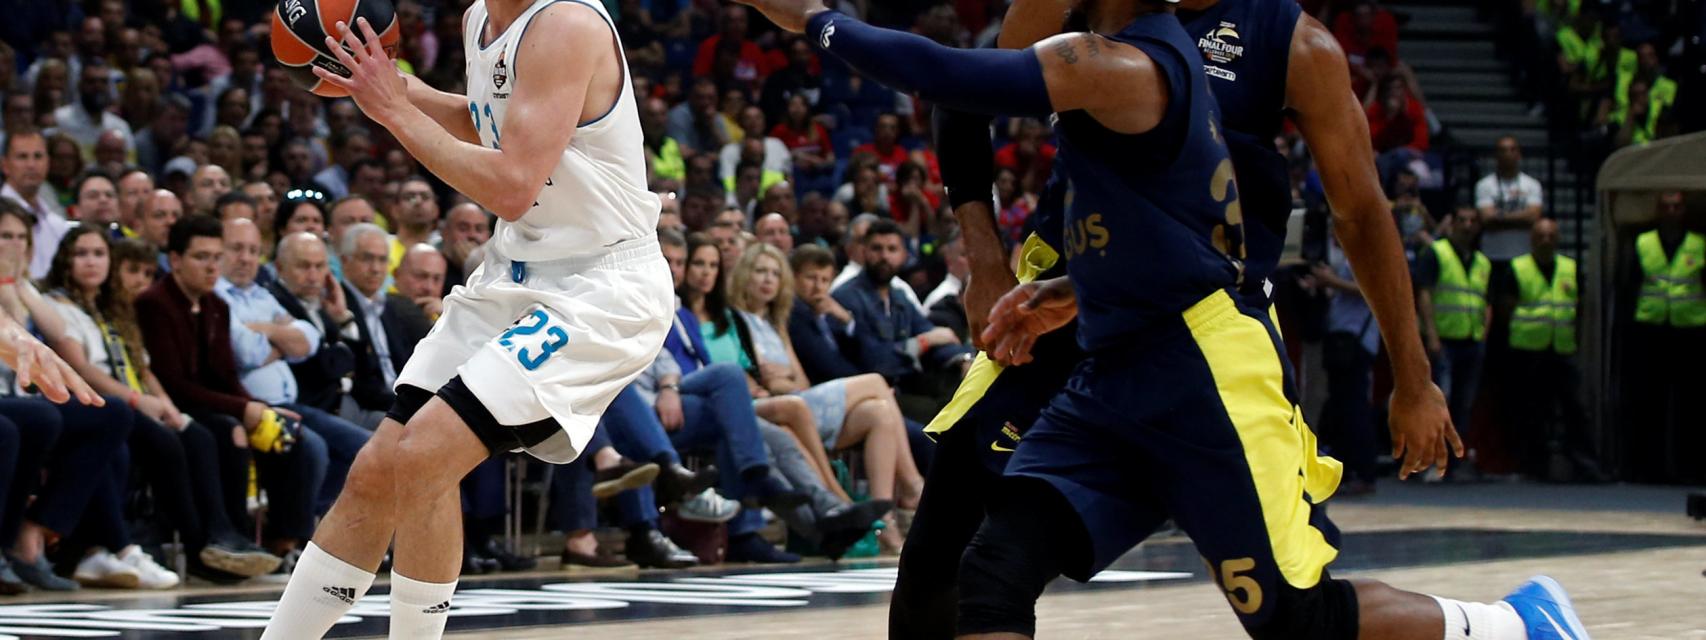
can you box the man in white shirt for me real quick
[49,60,133,158]
[0,131,68,277]
[718,106,793,180]
[1473,136,1544,264]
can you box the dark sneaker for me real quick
[726,533,801,565]
[818,500,894,561]
[481,539,537,572]
[593,460,661,499]
[9,554,77,591]
[741,474,810,512]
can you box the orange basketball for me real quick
[271,0,401,97]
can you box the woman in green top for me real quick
[680,234,851,501]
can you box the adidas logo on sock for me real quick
[423,600,451,614]
[322,586,357,604]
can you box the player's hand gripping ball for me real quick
[271,0,401,96]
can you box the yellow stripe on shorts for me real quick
[1184,290,1342,589]
[925,234,1060,437]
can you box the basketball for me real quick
[270,0,401,97]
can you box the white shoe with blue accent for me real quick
[1502,576,1591,640]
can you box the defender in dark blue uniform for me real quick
[890,1,1329,636]
[733,0,1585,636]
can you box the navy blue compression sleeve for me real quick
[807,11,1055,118]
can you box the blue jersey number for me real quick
[498,309,569,371]
[468,101,502,148]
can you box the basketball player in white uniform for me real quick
[261,1,671,638]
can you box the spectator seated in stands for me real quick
[390,243,444,318]
[1,130,70,278]
[755,212,794,253]
[0,207,155,592]
[668,230,863,563]
[720,107,792,183]
[550,420,707,570]
[390,177,440,267]
[770,94,836,196]
[338,223,431,402]
[136,214,328,562]
[642,97,686,184]
[70,171,121,235]
[187,164,232,217]
[667,78,730,158]
[436,202,492,296]
[42,228,278,585]
[216,218,370,513]
[727,242,921,551]
[831,213,918,306]
[1366,75,1429,156]
[923,231,969,341]
[267,231,379,428]
[832,220,970,412]
[787,245,861,384]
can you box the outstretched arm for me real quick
[316,7,611,220]
[1286,14,1459,478]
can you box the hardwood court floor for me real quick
[452,481,1706,640]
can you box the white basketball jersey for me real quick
[462,0,658,262]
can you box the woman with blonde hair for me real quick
[727,242,922,550]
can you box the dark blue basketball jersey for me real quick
[1182,0,1304,289]
[1052,12,1243,352]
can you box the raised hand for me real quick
[313,18,409,128]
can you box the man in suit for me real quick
[787,244,861,385]
[339,223,431,395]
[268,231,367,422]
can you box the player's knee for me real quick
[1241,577,1359,640]
[343,434,400,505]
[956,481,1078,636]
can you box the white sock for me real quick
[387,572,458,640]
[260,543,376,640]
[1432,596,1529,640]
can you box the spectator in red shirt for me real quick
[994,118,1056,196]
[771,96,834,172]
[693,5,773,87]
[1334,1,1399,61]
[852,113,940,189]
[1366,75,1429,153]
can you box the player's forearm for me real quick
[406,75,480,144]
[956,203,1008,272]
[385,107,537,220]
[1334,213,1431,385]
[807,11,1054,118]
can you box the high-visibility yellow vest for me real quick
[181,0,221,27]
[1510,253,1578,353]
[1635,230,1706,327]
[651,137,685,182]
[1431,239,1490,341]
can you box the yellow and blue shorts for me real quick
[1004,288,1344,625]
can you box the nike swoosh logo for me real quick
[1456,604,1471,636]
[990,441,1016,453]
[1538,607,1573,638]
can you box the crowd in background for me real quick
[0,0,1699,591]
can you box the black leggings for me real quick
[890,425,997,639]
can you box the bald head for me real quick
[276,231,332,300]
[1530,218,1558,261]
[395,243,447,300]
[755,212,792,252]
[190,164,232,215]
[141,189,182,247]
[220,217,263,287]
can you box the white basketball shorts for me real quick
[394,235,673,464]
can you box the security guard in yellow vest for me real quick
[1418,207,1490,475]
[1496,220,1606,481]
[1623,191,1705,483]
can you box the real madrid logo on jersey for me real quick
[492,54,510,98]
[1198,21,1244,82]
